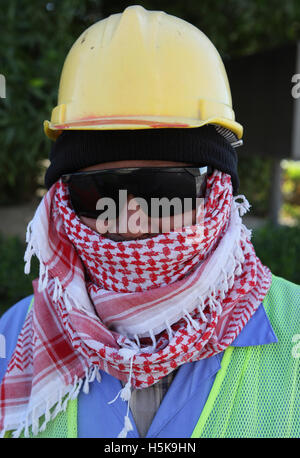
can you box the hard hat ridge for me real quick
[44,5,243,142]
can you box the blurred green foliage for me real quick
[1,0,300,205]
[252,223,300,285]
[280,160,300,223]
[101,0,300,58]
[282,160,300,206]
[0,0,100,204]
[238,153,273,217]
[0,234,39,317]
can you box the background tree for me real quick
[1,0,300,204]
[1,0,300,314]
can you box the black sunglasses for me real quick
[62,166,213,219]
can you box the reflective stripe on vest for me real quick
[192,274,300,437]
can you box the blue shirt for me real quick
[0,295,278,438]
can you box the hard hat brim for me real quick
[44,116,243,142]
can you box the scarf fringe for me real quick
[15,192,255,440]
[108,350,136,438]
[234,194,251,217]
[23,197,251,359]
[127,211,250,347]
[24,195,251,327]
[24,217,93,316]
[111,228,249,353]
[0,365,102,438]
[107,196,250,343]
[118,415,134,438]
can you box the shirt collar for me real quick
[231,303,278,347]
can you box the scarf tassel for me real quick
[108,350,136,438]
[7,369,101,438]
[233,195,251,217]
[24,220,34,274]
[118,415,134,438]
[183,308,200,331]
[6,184,268,441]
[52,277,63,302]
[196,244,242,322]
[83,366,102,395]
[165,320,174,341]
[197,297,208,322]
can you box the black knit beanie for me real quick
[45,125,240,195]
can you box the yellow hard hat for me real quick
[44,5,243,143]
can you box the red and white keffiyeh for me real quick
[0,170,272,438]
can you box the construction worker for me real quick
[0,5,299,439]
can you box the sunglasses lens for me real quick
[137,171,206,217]
[65,168,209,219]
[67,175,120,218]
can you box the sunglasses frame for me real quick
[61,165,213,220]
[61,165,213,182]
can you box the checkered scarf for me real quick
[0,170,272,438]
